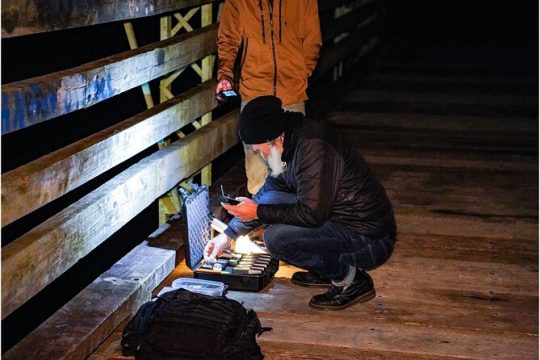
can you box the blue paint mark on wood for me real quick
[1,92,9,134]
[87,73,114,103]
[14,91,26,133]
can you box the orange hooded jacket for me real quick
[217,0,322,106]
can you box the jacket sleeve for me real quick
[302,0,322,76]
[224,173,289,240]
[256,138,343,227]
[217,0,241,83]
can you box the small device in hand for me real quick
[218,89,239,104]
[219,185,240,205]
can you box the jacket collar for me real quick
[281,113,304,163]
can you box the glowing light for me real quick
[234,235,267,255]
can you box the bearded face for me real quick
[253,138,287,178]
[266,144,287,177]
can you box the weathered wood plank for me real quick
[4,240,175,360]
[1,110,240,319]
[321,2,377,42]
[90,328,478,360]
[360,148,538,172]
[349,89,538,107]
[1,80,217,226]
[318,0,370,12]
[168,261,538,334]
[313,17,379,81]
[87,320,131,360]
[394,209,538,241]
[337,127,537,155]
[1,0,220,38]
[260,341,477,360]
[147,214,187,266]
[378,256,537,297]
[1,24,217,134]
[394,233,538,264]
[358,77,538,96]
[378,62,535,76]
[328,112,538,135]
[339,99,538,119]
[256,313,538,360]
[367,72,537,85]
[373,167,538,219]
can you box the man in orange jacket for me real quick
[216,0,322,195]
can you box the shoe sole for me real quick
[291,278,332,288]
[308,288,376,311]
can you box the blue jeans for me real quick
[257,191,394,281]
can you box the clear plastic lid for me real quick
[171,277,226,297]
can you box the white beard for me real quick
[267,145,286,177]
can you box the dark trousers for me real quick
[258,191,394,281]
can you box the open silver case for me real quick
[180,184,279,292]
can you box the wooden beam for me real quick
[1,23,218,134]
[4,238,175,360]
[321,3,377,42]
[1,80,217,227]
[124,22,155,109]
[1,0,220,38]
[313,17,378,81]
[200,3,214,186]
[1,110,240,319]
[318,0,372,12]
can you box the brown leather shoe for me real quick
[291,271,332,287]
[308,270,376,310]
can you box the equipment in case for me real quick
[181,184,278,292]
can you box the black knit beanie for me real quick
[239,96,288,145]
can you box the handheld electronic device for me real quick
[217,89,240,104]
[219,185,240,205]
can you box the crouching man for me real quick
[204,96,396,310]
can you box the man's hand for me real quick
[204,233,232,261]
[222,197,258,222]
[215,79,233,101]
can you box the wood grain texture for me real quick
[1,0,219,38]
[255,313,538,360]
[1,80,217,226]
[4,241,174,360]
[1,24,217,134]
[1,110,239,319]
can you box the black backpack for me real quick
[121,288,270,359]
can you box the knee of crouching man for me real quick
[262,225,288,259]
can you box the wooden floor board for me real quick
[359,148,537,172]
[395,233,538,264]
[349,89,538,107]
[91,55,538,360]
[256,314,538,360]
[328,112,538,134]
[260,342,479,360]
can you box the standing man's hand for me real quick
[222,197,258,222]
[216,79,233,101]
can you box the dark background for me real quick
[1,0,538,352]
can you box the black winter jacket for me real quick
[225,116,396,240]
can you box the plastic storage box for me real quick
[171,277,226,297]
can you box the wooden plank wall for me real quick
[1,0,220,38]
[2,0,386,359]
